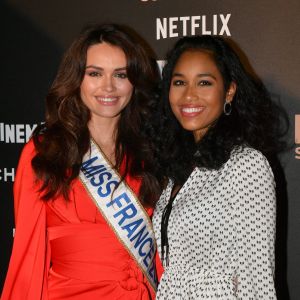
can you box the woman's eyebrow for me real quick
[85,65,127,71]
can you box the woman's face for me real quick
[80,42,133,123]
[169,50,236,141]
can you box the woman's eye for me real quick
[199,80,212,86]
[115,72,128,79]
[88,71,101,77]
[172,80,185,86]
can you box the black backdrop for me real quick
[1,1,300,299]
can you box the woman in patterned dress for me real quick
[152,35,285,299]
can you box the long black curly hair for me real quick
[154,35,287,186]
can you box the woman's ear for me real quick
[226,82,237,103]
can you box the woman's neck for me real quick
[88,117,119,164]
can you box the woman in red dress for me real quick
[1,24,162,300]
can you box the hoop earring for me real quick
[223,100,232,116]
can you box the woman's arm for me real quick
[1,140,48,300]
[233,149,277,300]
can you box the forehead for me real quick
[173,50,219,73]
[86,42,127,65]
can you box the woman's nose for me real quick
[101,76,116,92]
[184,85,198,101]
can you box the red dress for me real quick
[1,140,163,300]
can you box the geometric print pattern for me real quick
[153,146,277,299]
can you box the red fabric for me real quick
[155,253,164,282]
[1,140,162,300]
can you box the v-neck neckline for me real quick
[165,167,198,205]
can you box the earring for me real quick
[223,100,232,116]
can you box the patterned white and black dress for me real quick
[153,146,277,299]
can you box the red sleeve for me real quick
[1,140,49,300]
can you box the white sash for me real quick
[79,140,157,291]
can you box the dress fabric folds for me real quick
[1,140,156,300]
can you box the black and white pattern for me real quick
[153,146,276,299]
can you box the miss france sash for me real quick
[79,140,158,290]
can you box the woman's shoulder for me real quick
[228,145,274,178]
[230,145,268,163]
[20,138,36,159]
[16,139,38,170]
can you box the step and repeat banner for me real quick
[1,0,299,299]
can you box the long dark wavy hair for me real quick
[154,35,287,186]
[32,23,160,205]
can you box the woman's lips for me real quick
[95,96,119,105]
[180,106,205,117]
